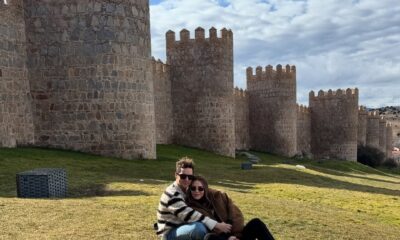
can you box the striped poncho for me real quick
[156,182,217,237]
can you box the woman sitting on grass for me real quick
[186,176,275,240]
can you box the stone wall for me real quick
[309,89,359,161]
[152,58,173,144]
[366,111,380,149]
[387,119,400,148]
[247,65,297,157]
[0,0,389,162]
[234,87,249,150]
[0,0,34,147]
[23,0,156,159]
[166,27,235,157]
[357,106,367,146]
[386,123,393,158]
[297,104,311,156]
[379,117,387,155]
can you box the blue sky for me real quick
[149,0,400,107]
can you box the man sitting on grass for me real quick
[156,157,232,240]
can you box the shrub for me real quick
[382,158,399,169]
[357,145,385,168]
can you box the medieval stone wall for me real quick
[152,58,173,144]
[366,111,380,149]
[379,117,387,155]
[387,119,400,148]
[166,27,235,157]
[23,0,156,159]
[309,89,359,161]
[247,64,297,157]
[234,87,250,150]
[357,106,367,146]
[297,104,311,156]
[1,0,389,162]
[0,0,34,147]
[386,123,393,158]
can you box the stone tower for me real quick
[366,111,380,149]
[0,0,34,147]
[23,0,156,159]
[247,64,297,157]
[309,88,359,161]
[166,27,235,157]
[357,106,368,146]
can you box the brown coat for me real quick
[188,188,245,238]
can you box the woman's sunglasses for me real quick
[190,186,204,192]
[177,173,194,180]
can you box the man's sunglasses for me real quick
[177,173,194,180]
[190,186,204,192]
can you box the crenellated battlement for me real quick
[379,116,387,124]
[0,0,23,16]
[151,57,169,74]
[367,111,380,119]
[309,88,358,100]
[0,0,8,7]
[246,64,296,82]
[166,27,233,49]
[297,104,310,114]
[234,87,247,98]
[0,0,22,10]
[358,105,368,114]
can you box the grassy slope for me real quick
[0,145,399,240]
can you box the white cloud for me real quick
[150,0,400,107]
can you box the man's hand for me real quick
[213,222,232,233]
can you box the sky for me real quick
[149,0,400,108]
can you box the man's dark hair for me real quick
[176,157,194,173]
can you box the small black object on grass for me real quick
[241,162,252,170]
[16,168,67,198]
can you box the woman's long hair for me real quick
[186,175,212,208]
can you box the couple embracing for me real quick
[156,157,275,240]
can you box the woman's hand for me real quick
[214,222,232,233]
[228,236,239,240]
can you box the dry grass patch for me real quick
[0,145,399,239]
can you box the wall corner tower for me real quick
[23,0,156,159]
[309,88,359,161]
[166,27,235,157]
[246,64,297,157]
[0,0,34,148]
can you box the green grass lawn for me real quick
[0,145,399,239]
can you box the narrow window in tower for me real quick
[0,69,2,77]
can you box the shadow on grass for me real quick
[68,184,151,198]
[0,185,152,199]
[1,146,399,199]
[212,165,400,197]
[305,165,400,185]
